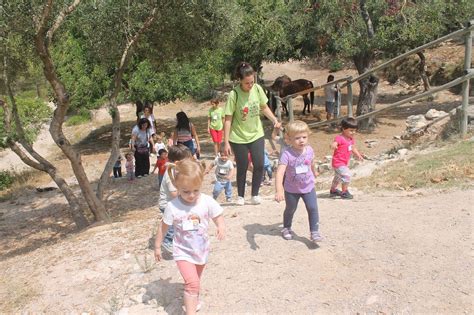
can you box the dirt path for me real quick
[0,55,471,313]
[0,187,471,313]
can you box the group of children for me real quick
[113,132,172,183]
[150,102,362,313]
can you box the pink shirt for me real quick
[125,160,134,172]
[332,135,355,168]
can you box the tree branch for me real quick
[359,0,374,39]
[1,99,47,171]
[36,0,54,34]
[96,7,158,200]
[35,0,110,222]
[116,7,158,89]
[47,0,81,45]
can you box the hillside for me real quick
[0,42,473,313]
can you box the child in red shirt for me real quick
[152,148,169,188]
[330,118,363,199]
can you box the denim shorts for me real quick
[325,101,335,114]
[334,166,351,183]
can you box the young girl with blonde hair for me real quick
[275,120,322,243]
[155,158,226,314]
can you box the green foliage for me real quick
[128,48,227,103]
[226,0,307,74]
[51,32,111,112]
[66,108,92,126]
[304,0,472,68]
[0,171,14,191]
[0,96,52,148]
[329,59,344,72]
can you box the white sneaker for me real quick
[236,196,245,206]
[250,195,261,205]
[182,300,202,312]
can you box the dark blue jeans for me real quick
[177,139,195,155]
[283,188,319,232]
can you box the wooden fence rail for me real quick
[273,20,473,137]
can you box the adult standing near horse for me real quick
[224,62,281,206]
[172,111,201,157]
[324,75,339,121]
[131,118,155,177]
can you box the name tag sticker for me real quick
[218,168,228,175]
[212,114,218,120]
[183,219,199,231]
[348,145,352,152]
[295,164,309,174]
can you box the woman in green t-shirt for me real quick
[224,62,281,206]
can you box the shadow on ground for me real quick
[141,277,183,313]
[243,222,318,251]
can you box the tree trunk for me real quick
[417,51,431,92]
[35,82,41,98]
[96,98,121,200]
[1,98,89,229]
[35,2,110,223]
[2,53,89,228]
[96,8,158,201]
[353,52,378,130]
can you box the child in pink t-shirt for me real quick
[330,118,364,199]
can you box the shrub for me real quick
[0,171,14,191]
[0,96,52,148]
[329,59,344,72]
[128,48,227,103]
[66,108,92,126]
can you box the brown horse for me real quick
[280,79,314,115]
[268,75,292,116]
[272,77,315,115]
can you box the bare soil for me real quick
[0,42,472,313]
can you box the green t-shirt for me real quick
[224,84,268,144]
[208,107,224,131]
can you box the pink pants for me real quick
[176,260,205,296]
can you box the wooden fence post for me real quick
[275,93,282,123]
[347,78,353,117]
[287,97,294,122]
[461,21,473,138]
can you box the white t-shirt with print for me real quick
[163,194,223,265]
[213,157,234,182]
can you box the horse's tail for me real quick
[309,82,315,106]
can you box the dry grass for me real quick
[0,278,39,312]
[0,168,47,202]
[355,140,474,191]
